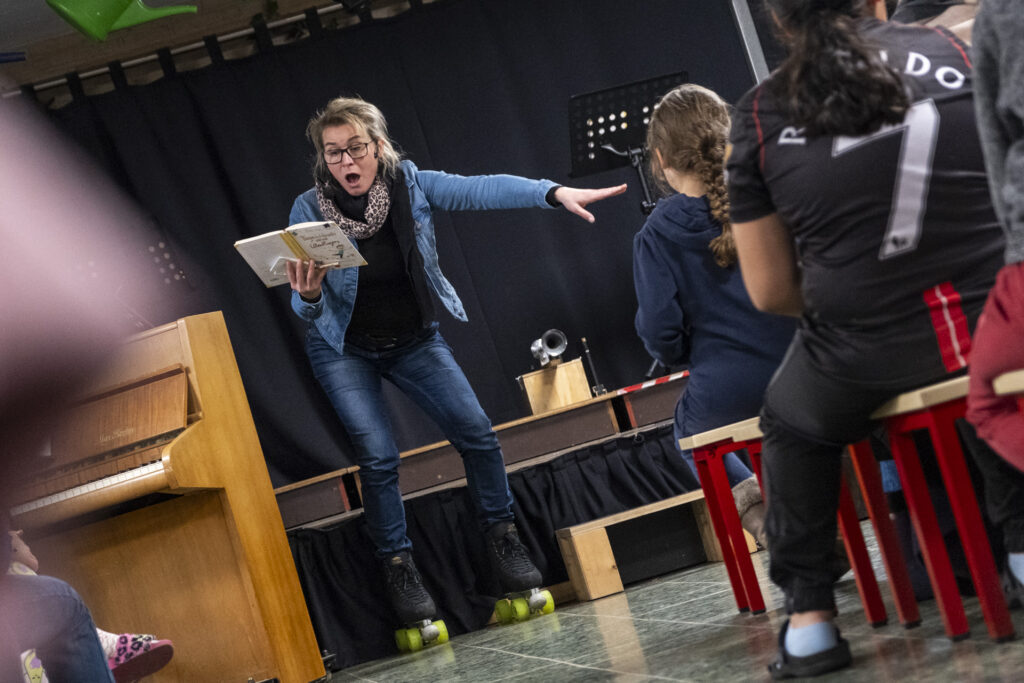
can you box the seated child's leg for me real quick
[1,574,113,683]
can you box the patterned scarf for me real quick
[315,174,392,239]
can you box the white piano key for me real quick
[11,461,167,516]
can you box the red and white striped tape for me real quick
[615,370,689,396]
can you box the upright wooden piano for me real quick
[9,312,324,683]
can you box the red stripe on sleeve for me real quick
[752,86,766,172]
[939,281,972,362]
[922,282,970,372]
[927,26,971,68]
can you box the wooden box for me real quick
[519,357,592,415]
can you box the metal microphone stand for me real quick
[601,144,657,215]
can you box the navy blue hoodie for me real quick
[633,193,796,436]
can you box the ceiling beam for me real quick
[1,0,412,89]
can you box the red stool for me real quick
[871,377,1014,642]
[683,419,898,626]
[688,426,766,614]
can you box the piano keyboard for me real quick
[11,461,167,517]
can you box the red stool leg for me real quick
[847,441,921,627]
[837,473,888,626]
[709,442,766,614]
[926,403,1015,642]
[694,447,750,613]
[887,424,970,640]
[746,440,765,493]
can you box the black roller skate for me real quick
[381,551,449,652]
[485,521,555,623]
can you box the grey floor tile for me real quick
[336,522,1024,682]
[333,642,553,683]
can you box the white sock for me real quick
[96,629,119,659]
[1009,553,1024,584]
[784,621,837,657]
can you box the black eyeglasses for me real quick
[324,141,374,164]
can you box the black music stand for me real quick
[568,71,689,215]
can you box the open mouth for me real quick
[345,173,361,185]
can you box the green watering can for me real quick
[46,0,198,41]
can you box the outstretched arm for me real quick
[554,184,628,223]
[415,164,626,219]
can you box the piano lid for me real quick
[44,365,189,473]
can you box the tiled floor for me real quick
[335,526,1024,682]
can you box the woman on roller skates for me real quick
[285,96,626,649]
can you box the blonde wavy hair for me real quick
[306,96,403,184]
[646,84,735,267]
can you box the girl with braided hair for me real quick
[632,83,797,548]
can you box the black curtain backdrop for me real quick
[47,0,758,486]
[288,424,699,670]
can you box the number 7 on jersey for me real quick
[833,99,940,260]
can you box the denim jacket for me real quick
[288,159,557,354]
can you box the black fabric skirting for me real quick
[287,423,698,670]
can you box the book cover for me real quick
[234,221,366,287]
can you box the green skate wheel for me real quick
[406,627,424,652]
[495,599,514,624]
[395,628,408,652]
[511,597,530,621]
[435,619,449,644]
[395,626,423,653]
[540,589,555,615]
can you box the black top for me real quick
[326,169,435,346]
[727,19,1004,382]
[347,213,423,339]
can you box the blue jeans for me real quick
[307,326,514,556]
[880,459,902,493]
[0,574,114,682]
[674,421,754,489]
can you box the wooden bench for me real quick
[555,490,755,602]
[994,368,1024,396]
[273,394,621,528]
[273,374,696,529]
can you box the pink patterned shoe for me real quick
[107,634,174,683]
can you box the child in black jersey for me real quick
[727,0,1024,677]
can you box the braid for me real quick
[693,136,736,267]
[647,84,736,268]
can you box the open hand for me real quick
[286,259,329,300]
[554,183,628,223]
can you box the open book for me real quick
[234,221,367,287]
